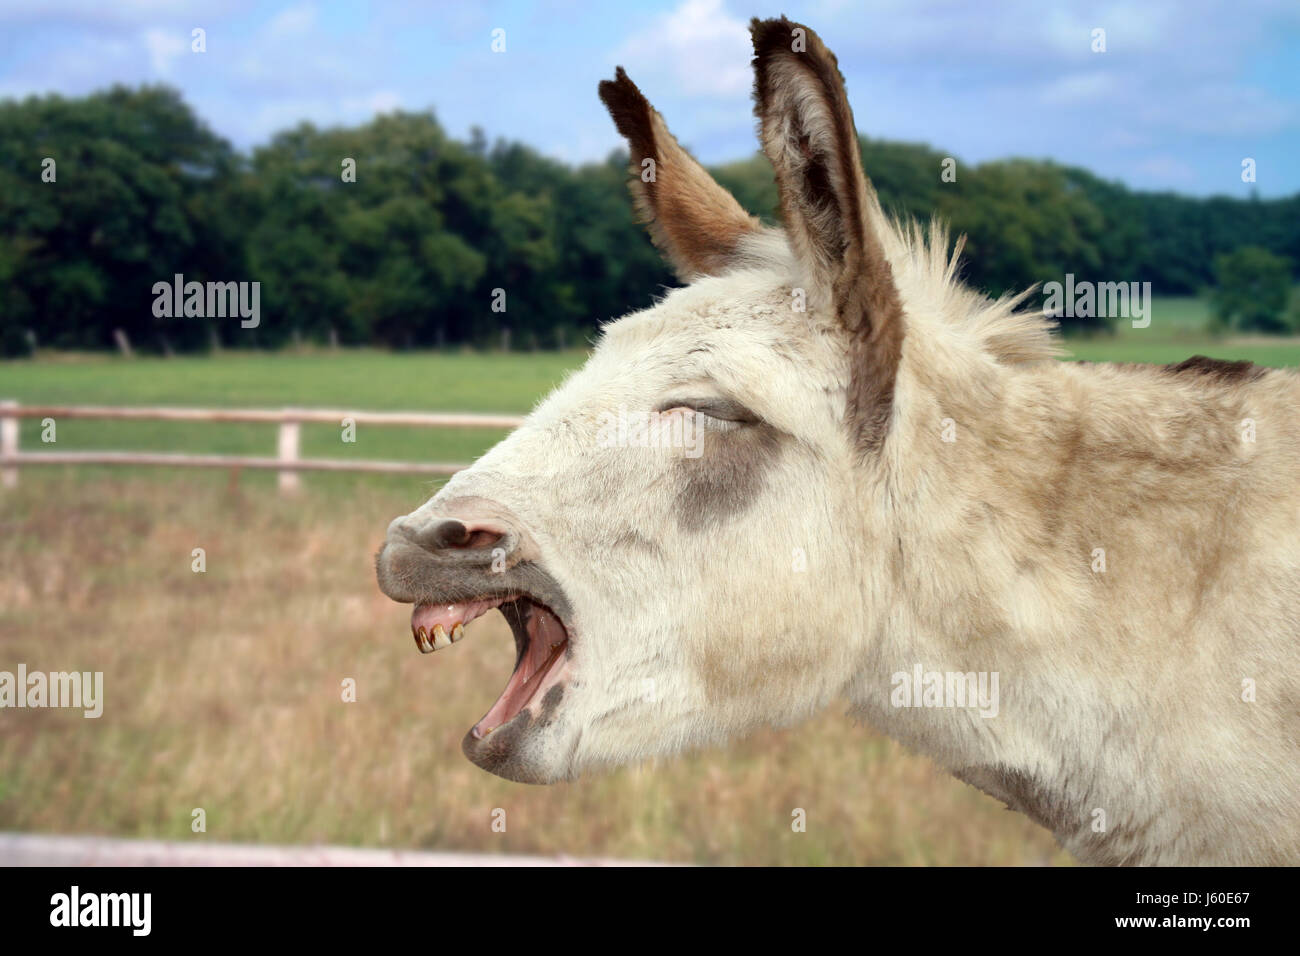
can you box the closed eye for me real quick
[655,397,760,425]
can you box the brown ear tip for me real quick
[598,70,654,148]
[750,15,801,54]
[598,66,645,111]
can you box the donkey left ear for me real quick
[599,67,761,281]
[751,17,905,451]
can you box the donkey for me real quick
[377,17,1300,865]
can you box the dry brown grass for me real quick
[0,471,1073,865]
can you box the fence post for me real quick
[278,412,301,495]
[1,400,17,489]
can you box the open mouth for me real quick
[411,595,571,738]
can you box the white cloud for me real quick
[1134,154,1199,185]
[613,0,750,98]
[0,0,186,25]
[266,2,316,38]
[1040,71,1118,105]
[143,27,186,76]
[1159,84,1297,136]
[341,90,401,116]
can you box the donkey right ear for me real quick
[751,16,905,452]
[599,67,761,281]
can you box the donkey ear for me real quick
[599,67,761,281]
[751,16,905,451]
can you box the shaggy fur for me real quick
[377,17,1300,865]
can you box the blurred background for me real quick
[1,0,1297,864]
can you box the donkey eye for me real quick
[656,397,759,425]
[667,408,742,433]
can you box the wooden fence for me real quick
[0,400,524,492]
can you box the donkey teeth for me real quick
[411,620,466,654]
[412,626,434,654]
[432,624,451,650]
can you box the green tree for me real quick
[0,85,246,352]
[1211,246,1295,333]
[3,84,1300,352]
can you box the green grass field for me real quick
[0,349,587,495]
[4,296,1297,479]
[1062,293,1300,364]
[1062,338,1300,365]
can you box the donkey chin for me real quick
[375,495,580,784]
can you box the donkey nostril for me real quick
[430,519,471,549]
[414,518,504,553]
[461,528,503,549]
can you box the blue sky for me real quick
[1,0,1297,197]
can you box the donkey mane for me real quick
[731,211,1062,368]
[879,217,1062,367]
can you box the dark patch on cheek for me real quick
[535,684,564,728]
[673,426,782,532]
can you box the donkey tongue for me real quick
[473,602,569,737]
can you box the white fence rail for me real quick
[0,400,525,492]
[0,832,672,867]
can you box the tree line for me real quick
[2,85,1297,355]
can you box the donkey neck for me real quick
[849,345,1283,861]
[846,352,1154,846]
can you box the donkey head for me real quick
[376,17,906,783]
